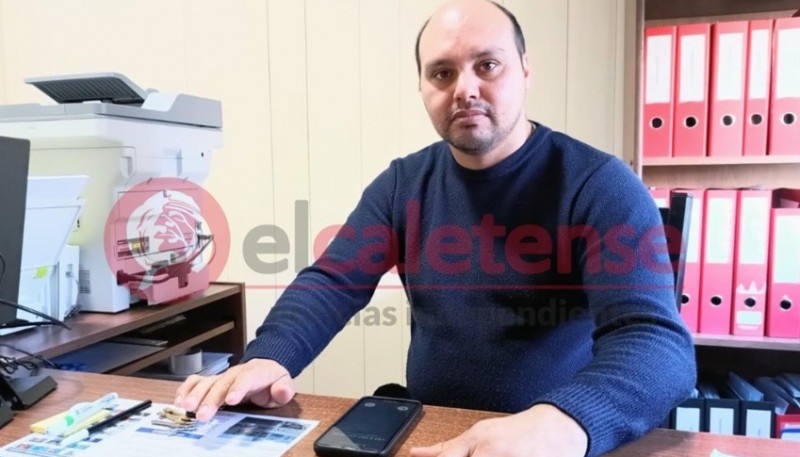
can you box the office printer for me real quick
[0,176,86,336]
[0,73,223,313]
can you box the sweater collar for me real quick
[444,121,550,180]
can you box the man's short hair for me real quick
[414,1,527,75]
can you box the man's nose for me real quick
[453,71,479,102]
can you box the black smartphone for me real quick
[313,396,423,457]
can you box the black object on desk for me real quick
[0,374,57,410]
[0,399,12,429]
[0,136,30,330]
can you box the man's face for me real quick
[418,5,530,156]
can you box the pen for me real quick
[88,399,153,434]
[59,399,152,446]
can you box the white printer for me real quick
[0,73,223,313]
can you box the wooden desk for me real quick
[1,371,797,456]
[0,283,246,375]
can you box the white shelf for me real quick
[643,155,800,167]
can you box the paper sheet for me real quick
[0,399,318,457]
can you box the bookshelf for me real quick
[633,0,800,378]
[644,155,800,167]
[693,334,800,352]
[636,0,800,190]
[0,282,246,375]
[644,0,800,21]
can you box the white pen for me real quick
[58,428,90,447]
[45,392,119,437]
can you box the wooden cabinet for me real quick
[632,0,800,378]
[0,282,246,376]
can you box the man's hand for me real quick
[410,404,587,457]
[174,358,295,421]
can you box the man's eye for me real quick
[480,61,498,72]
[433,70,451,80]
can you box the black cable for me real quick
[0,356,41,376]
[0,319,69,329]
[0,252,6,293]
[0,298,71,330]
[0,342,57,369]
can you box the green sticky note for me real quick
[35,267,49,279]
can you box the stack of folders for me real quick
[663,372,800,440]
[134,352,232,381]
[649,187,800,338]
[642,17,800,159]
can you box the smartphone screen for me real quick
[314,396,422,456]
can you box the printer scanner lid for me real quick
[0,73,221,129]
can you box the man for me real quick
[175,1,696,456]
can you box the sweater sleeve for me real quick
[240,162,398,377]
[533,158,697,457]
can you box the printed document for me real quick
[0,399,318,457]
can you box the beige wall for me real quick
[0,0,633,397]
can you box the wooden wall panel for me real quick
[305,0,365,398]
[265,0,315,394]
[506,0,569,132]
[0,0,631,397]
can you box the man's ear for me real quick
[522,53,532,89]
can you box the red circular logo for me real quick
[103,178,230,303]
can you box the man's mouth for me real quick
[452,109,487,121]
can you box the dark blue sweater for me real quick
[243,123,696,456]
